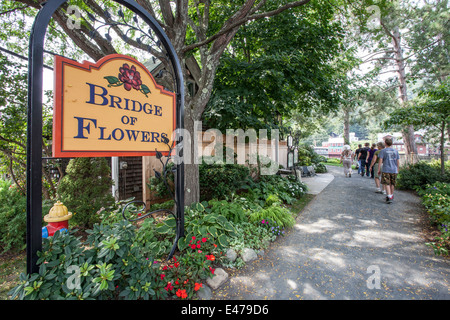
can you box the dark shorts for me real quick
[381,172,397,186]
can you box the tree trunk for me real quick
[391,26,417,158]
[183,110,201,205]
[440,121,445,176]
[343,107,350,145]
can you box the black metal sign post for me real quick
[26,0,184,274]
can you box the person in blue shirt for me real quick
[377,137,400,204]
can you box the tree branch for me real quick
[0,134,26,149]
[159,0,174,27]
[182,0,311,53]
[0,5,28,15]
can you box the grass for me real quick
[325,160,358,170]
[0,251,26,300]
[290,193,315,214]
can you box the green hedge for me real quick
[0,179,52,253]
[418,182,450,256]
[397,161,450,190]
[199,162,250,201]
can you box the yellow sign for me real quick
[53,54,175,157]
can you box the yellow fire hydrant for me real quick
[42,201,73,238]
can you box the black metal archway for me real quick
[27,0,184,274]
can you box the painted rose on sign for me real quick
[119,63,142,90]
[104,63,152,97]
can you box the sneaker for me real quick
[387,198,393,204]
[382,190,386,195]
[375,190,382,194]
[349,173,351,177]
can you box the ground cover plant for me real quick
[418,182,450,256]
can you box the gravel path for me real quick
[213,165,450,300]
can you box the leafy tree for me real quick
[204,1,347,133]
[0,53,57,198]
[404,0,449,87]
[385,79,450,175]
[3,0,327,205]
[347,0,419,156]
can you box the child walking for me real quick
[377,137,399,204]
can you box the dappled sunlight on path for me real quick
[213,166,450,300]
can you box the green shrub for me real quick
[147,162,174,199]
[250,205,296,229]
[9,220,216,300]
[326,158,341,164]
[98,197,136,226]
[0,179,52,253]
[243,175,306,206]
[297,147,312,166]
[176,202,237,250]
[265,194,281,207]
[418,182,450,225]
[397,161,450,191]
[314,162,328,173]
[199,162,250,201]
[208,199,248,224]
[418,182,450,256]
[231,221,272,250]
[57,158,114,228]
[134,217,174,259]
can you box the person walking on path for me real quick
[369,141,386,195]
[340,145,353,178]
[366,143,377,179]
[377,137,400,204]
[358,142,370,177]
[354,144,362,175]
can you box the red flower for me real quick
[165,282,173,291]
[176,289,188,299]
[209,266,215,274]
[206,254,216,261]
[174,262,180,268]
[196,244,201,249]
[118,63,142,91]
[194,283,203,291]
[160,274,166,280]
[202,237,207,243]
